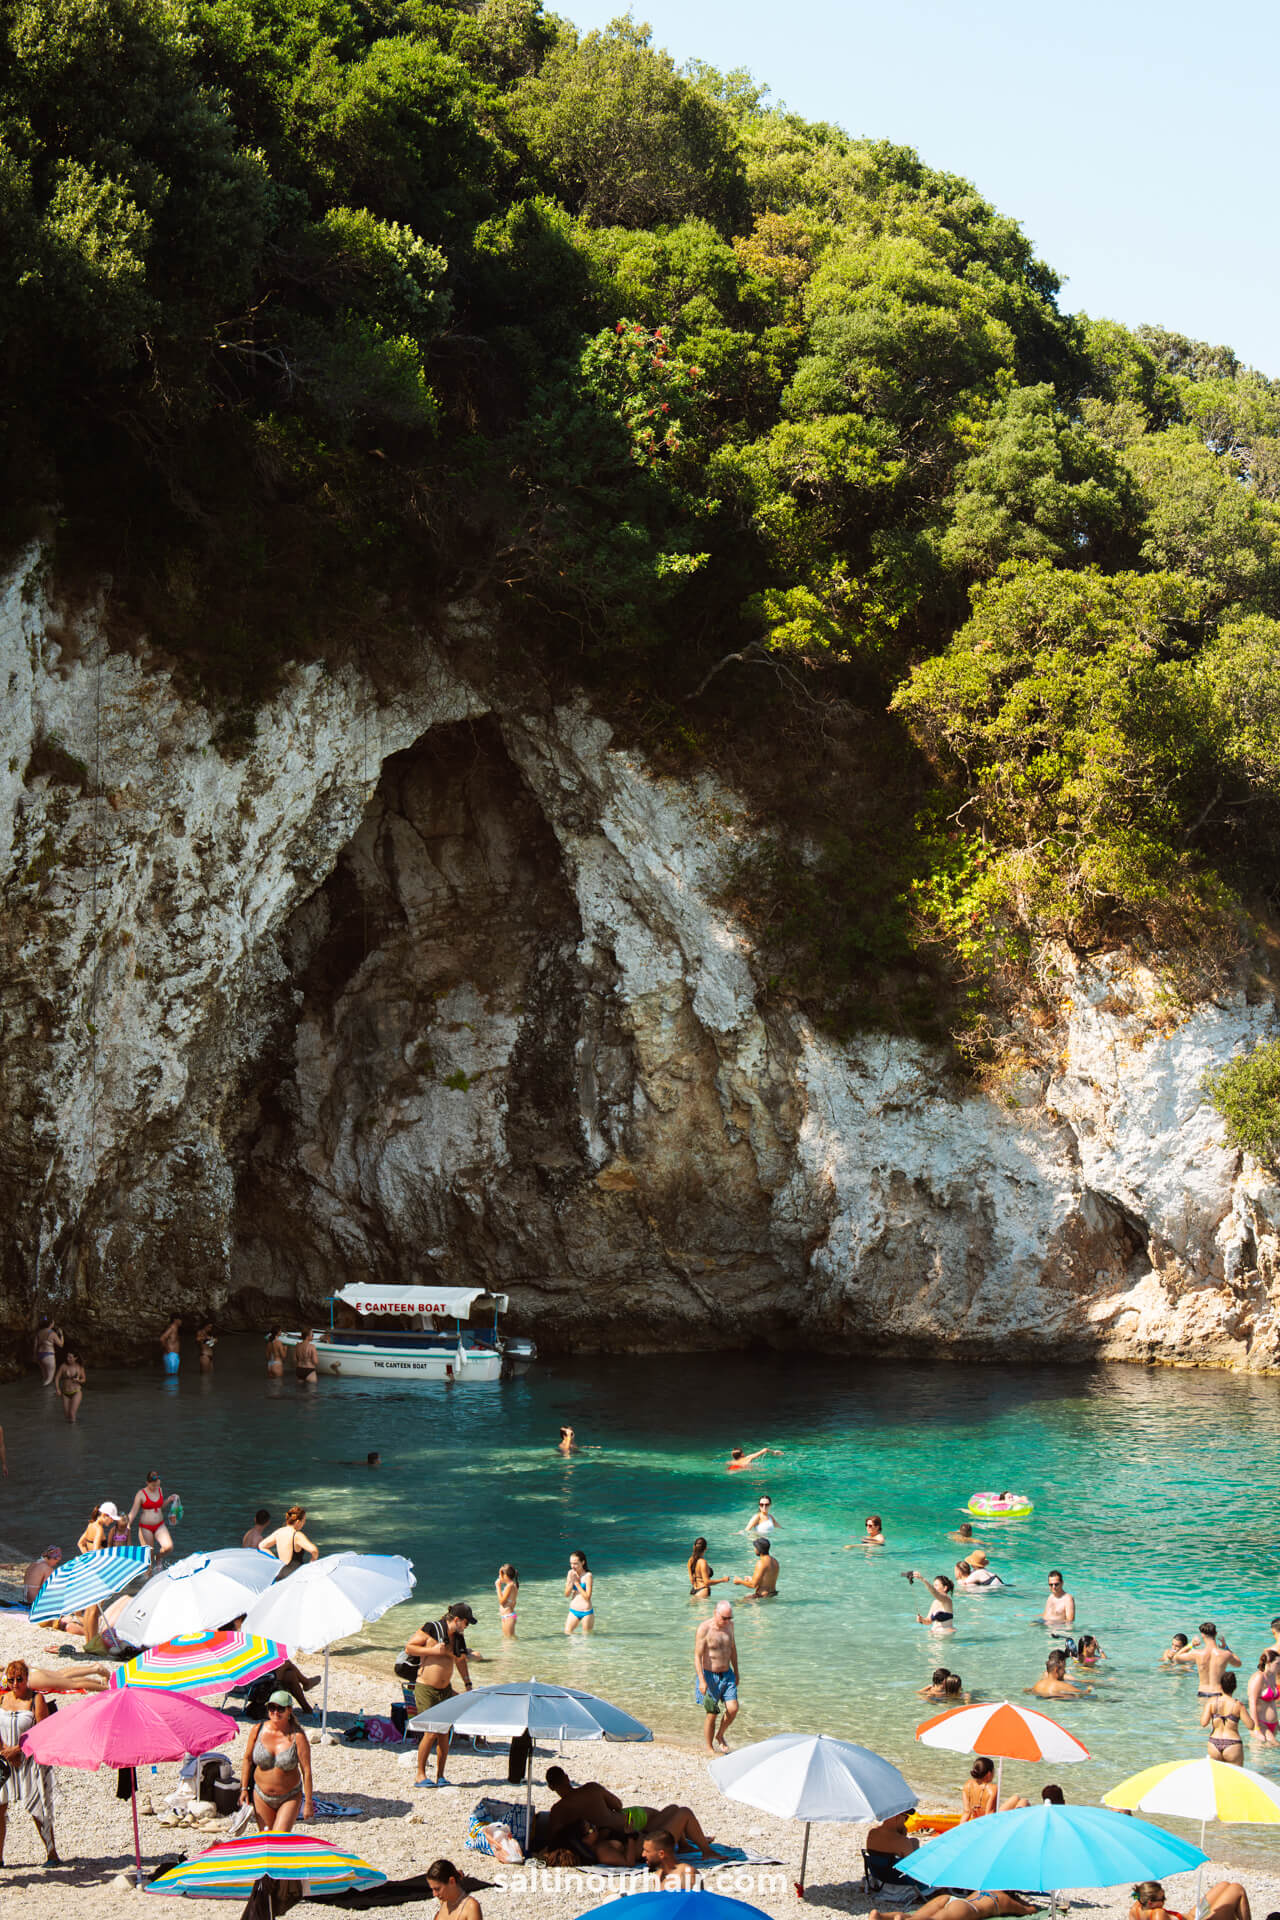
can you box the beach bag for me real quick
[464,1812,496,1856]
[393,1655,419,1686]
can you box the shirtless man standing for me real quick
[1038,1571,1075,1627]
[405,1603,476,1787]
[695,1601,740,1752]
[734,1539,779,1598]
[1173,1623,1241,1699]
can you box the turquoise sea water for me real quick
[5,1345,1280,1856]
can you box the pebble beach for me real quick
[0,1602,1276,1920]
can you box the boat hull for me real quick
[283,1336,504,1382]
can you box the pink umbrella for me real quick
[23,1684,236,1886]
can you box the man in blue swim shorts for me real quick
[694,1600,740,1752]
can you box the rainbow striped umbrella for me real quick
[144,1834,386,1898]
[110,1630,287,1698]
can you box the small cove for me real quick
[5,1345,1280,1858]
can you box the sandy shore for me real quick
[0,1605,1275,1920]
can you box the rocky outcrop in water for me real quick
[3,551,1280,1369]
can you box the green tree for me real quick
[510,17,746,230]
[1124,427,1280,617]
[1204,1039,1280,1168]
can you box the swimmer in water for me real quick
[906,1571,955,1632]
[727,1446,782,1471]
[917,1668,953,1701]
[1073,1633,1105,1668]
[743,1496,778,1536]
[1172,1622,1241,1696]
[1247,1653,1278,1744]
[687,1539,729,1599]
[558,1426,578,1454]
[949,1521,987,1547]
[848,1515,886,1547]
[955,1557,1004,1592]
[734,1538,779,1598]
[1160,1632,1191,1664]
[1028,1650,1092,1699]
[1037,1571,1075,1628]
[1201,1670,1251,1763]
[495,1564,519,1639]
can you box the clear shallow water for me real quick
[6,1345,1280,1856]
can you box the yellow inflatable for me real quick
[966,1490,1034,1517]
[906,1811,962,1834]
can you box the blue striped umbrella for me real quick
[30,1546,151,1623]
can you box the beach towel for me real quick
[305,1872,492,1909]
[466,1798,533,1853]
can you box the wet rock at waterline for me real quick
[2,550,1279,1369]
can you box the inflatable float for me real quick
[966,1490,1034,1517]
[906,1811,962,1835]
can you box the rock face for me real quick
[3,551,1280,1368]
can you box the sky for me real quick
[562,0,1279,378]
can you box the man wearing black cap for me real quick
[405,1602,477,1789]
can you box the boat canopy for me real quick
[334,1283,509,1317]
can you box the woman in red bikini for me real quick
[127,1469,180,1556]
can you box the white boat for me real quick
[283,1284,536,1382]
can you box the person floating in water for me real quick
[557,1426,577,1454]
[726,1445,781,1471]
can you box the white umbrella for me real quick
[242,1553,415,1736]
[710,1733,916,1896]
[114,1551,282,1649]
[409,1678,651,1822]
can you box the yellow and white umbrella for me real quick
[1104,1757,1280,1905]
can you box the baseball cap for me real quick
[267,1691,295,1708]
[98,1502,120,1521]
[448,1602,477,1624]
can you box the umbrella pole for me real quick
[321,1649,331,1740]
[131,1777,143,1888]
[996,1757,1003,1806]
[796,1820,810,1898]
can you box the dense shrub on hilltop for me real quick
[3,0,1280,1042]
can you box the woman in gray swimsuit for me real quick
[239,1692,315,1831]
[1201,1670,1253,1764]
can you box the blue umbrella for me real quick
[29,1546,151,1623]
[902,1804,1207,1896]
[581,1895,767,1920]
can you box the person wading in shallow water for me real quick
[159,1312,182,1377]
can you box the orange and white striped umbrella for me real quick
[916,1701,1090,1764]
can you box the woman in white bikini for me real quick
[128,1470,180,1556]
[495,1564,519,1638]
[564,1550,594,1634]
[743,1497,778,1536]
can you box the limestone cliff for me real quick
[3,551,1280,1369]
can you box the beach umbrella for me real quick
[409,1678,652,1827]
[110,1629,288,1698]
[916,1700,1089,1801]
[144,1834,386,1899]
[21,1683,235,1887]
[901,1803,1207,1916]
[1103,1756,1280,1909]
[710,1733,916,1897]
[580,1895,767,1920]
[114,1550,282,1648]
[241,1553,415,1737]
[28,1545,151,1623]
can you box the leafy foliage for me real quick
[4,0,1280,1039]
[1204,1039,1280,1168]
